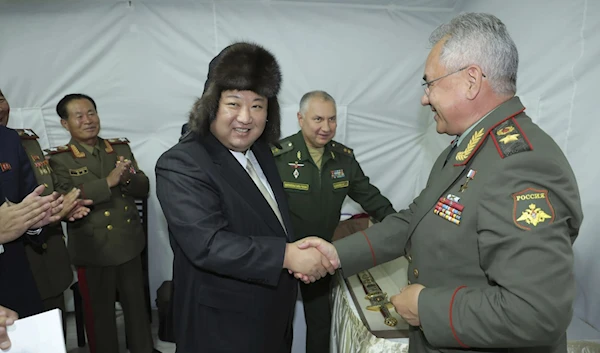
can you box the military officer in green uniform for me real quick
[0,89,91,336]
[272,90,396,353]
[295,13,583,353]
[48,93,159,353]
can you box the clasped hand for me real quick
[107,157,132,188]
[283,236,340,284]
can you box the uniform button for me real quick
[126,219,131,224]
[107,225,113,230]
[42,243,48,250]
[406,254,412,263]
[104,211,110,217]
[124,206,128,211]
[413,268,419,278]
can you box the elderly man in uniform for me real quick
[272,90,396,353]
[48,93,159,353]
[296,12,583,353]
[0,89,92,336]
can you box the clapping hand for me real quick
[57,188,93,221]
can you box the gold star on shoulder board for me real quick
[499,133,520,144]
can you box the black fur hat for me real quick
[188,42,282,144]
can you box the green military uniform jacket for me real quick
[335,97,583,352]
[17,128,73,300]
[272,131,395,242]
[47,137,148,267]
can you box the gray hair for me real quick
[299,90,336,117]
[429,12,518,96]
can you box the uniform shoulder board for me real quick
[15,128,39,140]
[490,118,532,159]
[271,139,293,157]
[106,137,130,145]
[329,140,353,157]
[44,145,71,155]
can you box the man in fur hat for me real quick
[156,42,337,353]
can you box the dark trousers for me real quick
[78,255,153,353]
[300,275,332,353]
[42,292,67,339]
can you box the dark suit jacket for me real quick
[156,132,297,353]
[0,126,44,317]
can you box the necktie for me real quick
[92,146,102,162]
[246,158,286,233]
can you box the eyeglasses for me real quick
[422,66,468,95]
[422,66,486,96]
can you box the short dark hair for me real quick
[56,93,97,120]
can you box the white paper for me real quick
[5,308,66,353]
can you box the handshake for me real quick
[283,236,340,284]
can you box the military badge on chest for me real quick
[0,162,11,172]
[512,188,555,230]
[330,169,345,179]
[288,161,304,179]
[459,169,477,192]
[434,194,463,225]
[34,160,53,175]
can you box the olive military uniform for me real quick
[273,131,396,353]
[48,137,154,353]
[335,97,583,353]
[16,128,73,334]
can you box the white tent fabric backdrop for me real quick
[1,0,598,347]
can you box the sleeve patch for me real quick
[512,188,555,230]
[491,119,532,158]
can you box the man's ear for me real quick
[297,112,303,127]
[465,65,484,100]
[60,118,69,131]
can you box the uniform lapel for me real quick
[406,97,527,238]
[70,139,101,177]
[98,138,117,178]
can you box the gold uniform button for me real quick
[413,268,419,278]
[126,219,131,224]
[406,254,412,263]
[107,225,113,230]
[124,206,128,211]
[42,243,48,250]
[104,211,110,217]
